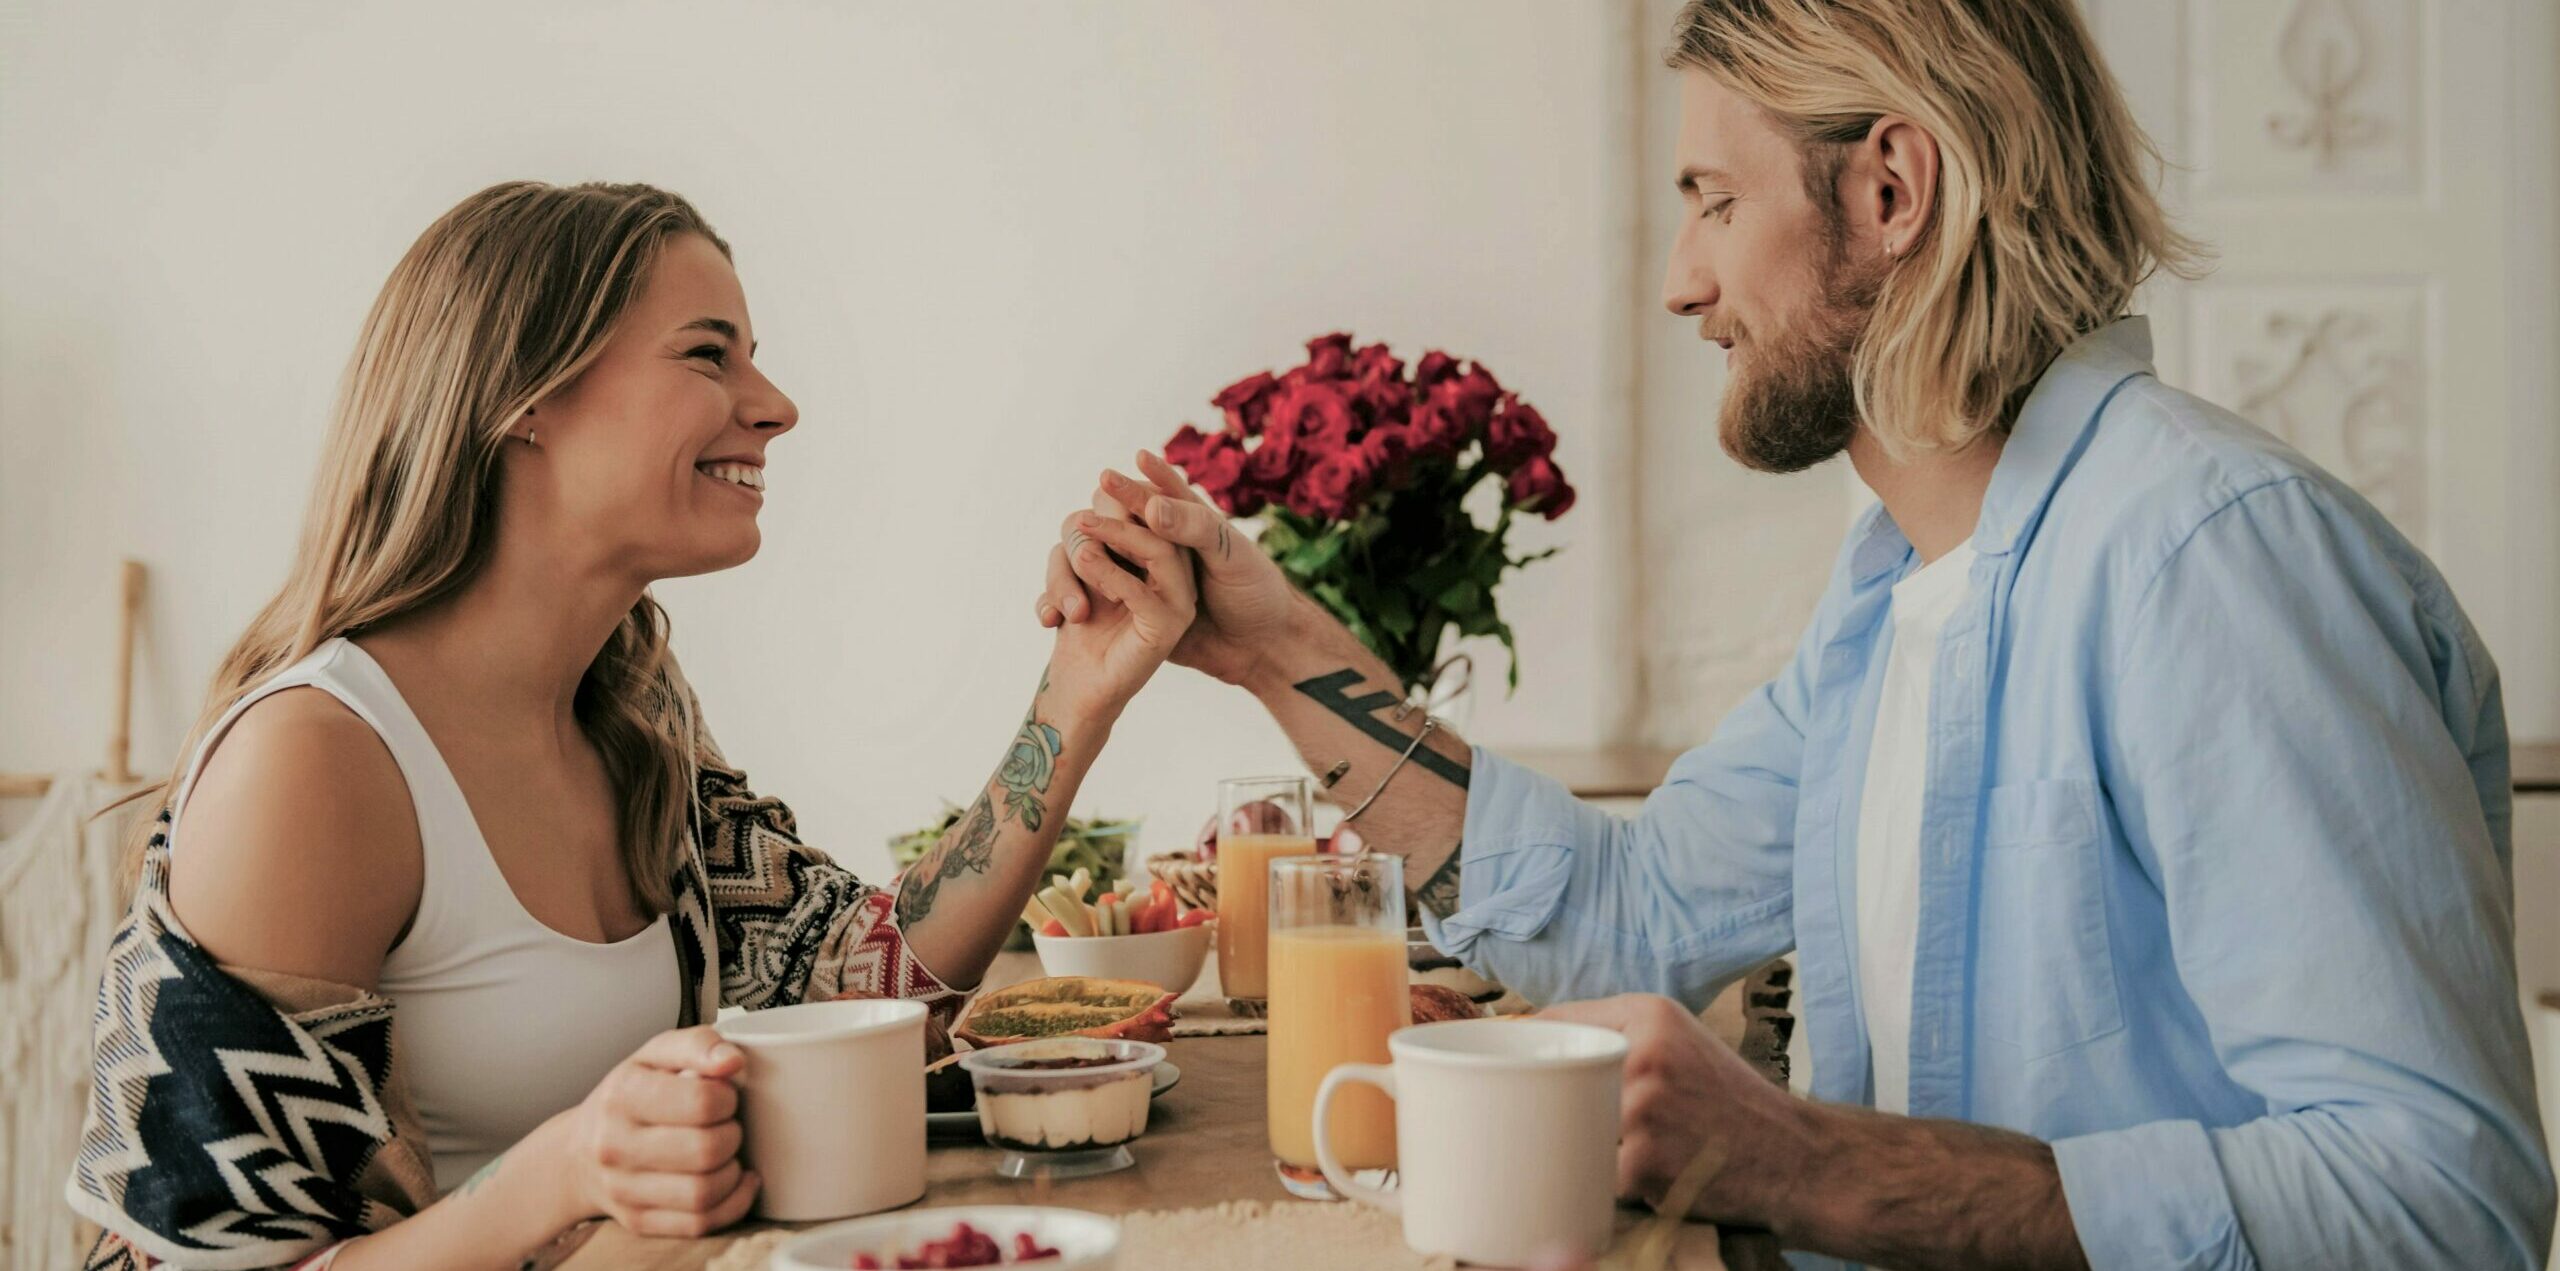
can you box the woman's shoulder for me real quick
[166,685,424,989]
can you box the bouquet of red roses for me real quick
[1162,333,1575,694]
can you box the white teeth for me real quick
[698,462,765,491]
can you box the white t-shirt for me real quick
[1854,540,1976,1114]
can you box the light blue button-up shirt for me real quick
[1423,319,2554,1270]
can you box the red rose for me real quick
[1408,395,1473,459]
[1483,396,1557,472]
[1351,342,1403,384]
[1506,455,1577,520]
[1305,332,1355,380]
[1413,350,1459,388]
[1213,372,1280,437]
[1268,378,1357,457]
[1164,423,1215,472]
[1183,432,1255,514]
[1244,413,1300,487]
[1293,445,1382,520]
[1447,365,1503,427]
[1359,423,1418,486]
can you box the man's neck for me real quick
[1847,428,2006,565]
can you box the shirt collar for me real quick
[1848,315,2157,583]
[1970,315,2155,556]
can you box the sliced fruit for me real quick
[955,976,1179,1048]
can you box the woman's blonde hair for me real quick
[131,181,722,912]
[1667,0,2208,455]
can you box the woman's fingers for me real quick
[631,1027,743,1078]
[1063,529,1183,636]
[609,1065,738,1127]
[609,1160,743,1214]
[625,1169,760,1238]
[615,1119,743,1174]
[1067,512,1182,575]
[1041,544,1092,624]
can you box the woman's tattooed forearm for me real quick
[999,709,1064,831]
[1414,847,1464,920]
[896,792,999,925]
[1290,668,1471,788]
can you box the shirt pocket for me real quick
[1976,778,2125,1059]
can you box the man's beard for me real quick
[1717,247,1886,474]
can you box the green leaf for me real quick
[1375,589,1417,638]
[1434,579,1483,613]
[1287,533,1348,575]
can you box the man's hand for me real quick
[1541,995,2091,1271]
[1038,450,1305,688]
[1537,995,1805,1224]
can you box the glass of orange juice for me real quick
[1214,775,1318,1007]
[1266,851,1408,1200]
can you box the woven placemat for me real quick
[1120,1200,1453,1271]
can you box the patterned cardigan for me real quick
[66,739,964,1271]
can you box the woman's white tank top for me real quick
[168,637,678,1193]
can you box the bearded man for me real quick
[1039,2,2554,1267]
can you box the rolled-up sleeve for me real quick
[1421,626,1815,1008]
[2061,477,2554,1270]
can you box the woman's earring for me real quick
[524,427,538,445]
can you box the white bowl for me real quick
[771,1205,1119,1270]
[1032,922,1213,994]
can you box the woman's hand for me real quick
[536,1026,759,1238]
[1040,494,1200,724]
[1039,451,1304,688]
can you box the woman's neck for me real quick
[357,535,644,735]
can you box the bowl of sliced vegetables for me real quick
[1027,869,1215,995]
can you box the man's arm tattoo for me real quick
[895,792,998,925]
[1413,847,1463,920]
[1291,669,1470,788]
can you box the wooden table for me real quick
[565,957,1782,1270]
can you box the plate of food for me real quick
[927,976,1183,1139]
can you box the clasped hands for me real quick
[1029,453,1811,1237]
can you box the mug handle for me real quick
[1313,1063,1400,1214]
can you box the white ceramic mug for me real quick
[1314,1018,1627,1267]
[716,998,929,1221]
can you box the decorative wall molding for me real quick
[2203,288,2429,540]
[2266,0,2386,168]
[2188,0,2420,197]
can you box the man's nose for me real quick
[1663,251,1716,316]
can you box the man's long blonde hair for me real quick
[1668,0,2207,455]
[134,181,721,912]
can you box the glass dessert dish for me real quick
[957,1037,1166,1179]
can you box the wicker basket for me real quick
[1145,852,1219,913]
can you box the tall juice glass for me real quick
[1266,852,1408,1200]
[1214,776,1317,1006]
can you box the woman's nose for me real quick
[744,371,798,436]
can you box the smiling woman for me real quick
[67,181,1197,1271]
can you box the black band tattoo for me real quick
[1216,521,1232,560]
[1291,669,1471,788]
[896,791,999,925]
[1414,847,1464,921]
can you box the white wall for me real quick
[0,0,1641,881]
